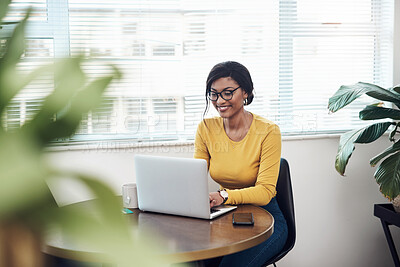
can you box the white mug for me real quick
[122,183,138,209]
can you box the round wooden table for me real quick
[43,200,274,264]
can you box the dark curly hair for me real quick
[204,61,254,116]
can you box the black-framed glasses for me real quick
[207,86,241,101]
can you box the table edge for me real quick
[42,205,274,264]
[165,206,274,262]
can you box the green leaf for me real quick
[13,58,85,132]
[374,152,400,200]
[0,9,30,66]
[71,75,117,113]
[391,84,400,94]
[389,123,399,142]
[0,132,49,218]
[73,174,126,226]
[0,0,11,23]
[45,58,86,105]
[353,121,392,143]
[44,173,167,266]
[33,58,85,117]
[0,64,54,127]
[370,139,400,167]
[44,203,161,266]
[365,82,400,107]
[22,62,119,144]
[0,11,30,113]
[359,105,400,120]
[335,122,392,175]
[328,82,400,113]
[16,63,55,93]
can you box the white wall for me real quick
[45,136,400,267]
[280,136,400,267]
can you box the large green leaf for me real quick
[0,132,49,219]
[12,63,54,95]
[359,105,400,120]
[328,82,400,113]
[335,122,392,175]
[365,83,400,107]
[39,58,86,113]
[70,73,119,113]
[0,11,30,113]
[43,173,168,266]
[20,58,85,140]
[370,139,400,167]
[0,10,29,67]
[72,173,126,226]
[22,63,119,145]
[0,64,55,128]
[391,84,400,94]
[352,121,392,143]
[0,0,11,23]
[389,122,400,142]
[374,152,400,200]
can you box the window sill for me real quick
[44,133,344,152]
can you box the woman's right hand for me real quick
[209,192,224,208]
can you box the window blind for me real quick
[276,0,394,134]
[1,0,394,143]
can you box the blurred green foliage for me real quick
[0,1,165,266]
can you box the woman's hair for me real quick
[204,61,254,116]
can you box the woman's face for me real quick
[210,77,248,119]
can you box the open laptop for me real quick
[134,154,237,219]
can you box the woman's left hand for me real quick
[209,192,224,208]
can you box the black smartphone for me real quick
[232,213,254,225]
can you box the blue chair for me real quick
[264,158,296,267]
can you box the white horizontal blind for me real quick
[1,0,394,142]
[276,0,394,134]
[67,0,281,141]
[67,0,184,141]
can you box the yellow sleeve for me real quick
[194,120,210,168]
[225,125,281,206]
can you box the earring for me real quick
[243,98,247,105]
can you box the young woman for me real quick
[194,61,288,267]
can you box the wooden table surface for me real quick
[43,200,274,264]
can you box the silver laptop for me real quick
[134,155,237,219]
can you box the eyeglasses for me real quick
[207,86,241,101]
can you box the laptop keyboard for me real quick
[210,208,219,214]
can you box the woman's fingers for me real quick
[210,199,217,208]
[209,192,222,208]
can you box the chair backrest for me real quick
[264,158,296,265]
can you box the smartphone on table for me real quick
[232,213,254,225]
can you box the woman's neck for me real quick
[223,109,252,132]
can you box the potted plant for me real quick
[0,2,163,266]
[328,82,400,212]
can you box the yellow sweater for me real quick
[194,113,281,206]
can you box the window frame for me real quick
[4,0,397,146]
